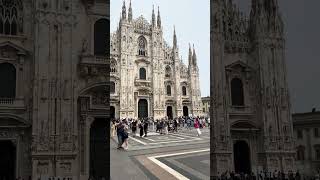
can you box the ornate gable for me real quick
[0,41,28,60]
[225,60,253,72]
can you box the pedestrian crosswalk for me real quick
[112,128,210,151]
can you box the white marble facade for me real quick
[110,1,202,120]
[211,0,296,175]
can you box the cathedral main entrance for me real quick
[138,99,148,118]
[233,140,251,174]
[167,106,173,119]
[0,140,16,180]
[183,106,188,116]
[90,118,108,179]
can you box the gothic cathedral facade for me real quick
[110,1,202,120]
[0,0,109,179]
[211,0,296,175]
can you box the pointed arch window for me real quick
[0,63,16,98]
[182,86,187,96]
[231,78,244,106]
[167,85,171,96]
[139,67,146,80]
[138,36,147,56]
[0,0,23,35]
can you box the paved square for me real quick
[111,128,210,180]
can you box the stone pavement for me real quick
[110,128,210,180]
[110,139,151,180]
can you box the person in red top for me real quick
[194,119,201,136]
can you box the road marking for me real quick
[144,137,155,142]
[167,135,185,139]
[148,156,189,180]
[148,138,202,145]
[148,149,210,180]
[129,136,148,145]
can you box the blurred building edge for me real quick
[211,0,296,176]
[201,96,210,118]
[0,0,109,179]
[293,109,320,176]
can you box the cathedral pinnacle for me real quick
[173,26,177,48]
[122,0,127,20]
[157,6,161,28]
[152,5,156,27]
[192,44,197,66]
[188,43,192,67]
[128,0,132,22]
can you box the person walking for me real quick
[143,119,149,137]
[139,120,144,137]
[194,118,201,136]
[165,120,169,135]
[160,119,164,134]
[121,120,129,150]
[174,118,178,133]
[111,120,116,137]
[116,121,124,149]
[131,119,137,137]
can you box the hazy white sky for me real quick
[111,0,210,97]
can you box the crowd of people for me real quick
[215,170,320,180]
[110,116,210,150]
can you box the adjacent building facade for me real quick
[110,1,202,119]
[0,0,109,179]
[201,96,210,117]
[293,110,320,175]
[211,0,296,175]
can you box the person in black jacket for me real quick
[139,120,144,137]
[144,119,149,137]
[131,119,137,137]
[116,121,124,149]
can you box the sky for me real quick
[234,0,320,113]
[111,0,210,97]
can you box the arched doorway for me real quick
[167,106,173,119]
[110,106,115,119]
[90,118,108,179]
[138,99,148,118]
[0,140,16,180]
[183,106,188,117]
[233,140,251,174]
